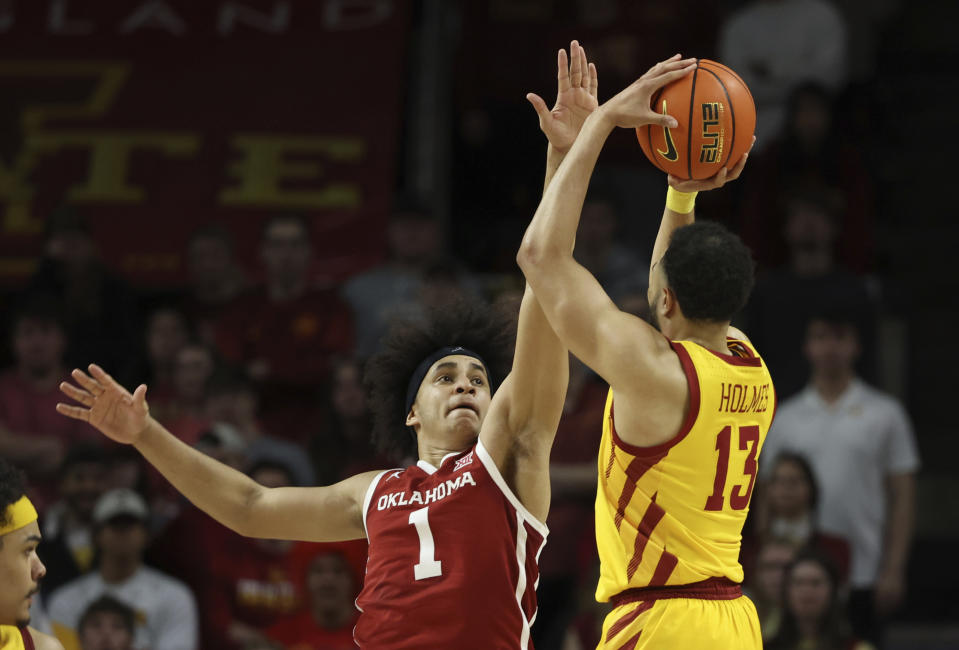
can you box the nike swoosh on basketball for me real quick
[656,99,678,162]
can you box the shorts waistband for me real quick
[611,577,742,607]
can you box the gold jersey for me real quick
[0,626,27,650]
[595,337,775,602]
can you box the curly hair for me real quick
[661,221,755,322]
[364,298,516,461]
[0,457,27,531]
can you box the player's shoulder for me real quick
[726,326,753,348]
[27,628,64,650]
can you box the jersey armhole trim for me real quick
[475,440,550,539]
[610,343,701,458]
[361,469,393,539]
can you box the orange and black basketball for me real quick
[637,59,755,181]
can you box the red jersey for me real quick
[356,440,548,649]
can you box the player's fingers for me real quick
[131,384,149,408]
[579,44,590,89]
[712,166,729,188]
[59,382,95,407]
[569,40,582,88]
[55,403,89,422]
[727,151,749,180]
[646,63,696,92]
[72,368,104,396]
[526,92,550,120]
[557,48,570,94]
[648,109,679,129]
[644,53,684,78]
[589,62,598,99]
[88,363,125,394]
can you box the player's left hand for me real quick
[526,40,599,153]
[874,567,906,615]
[667,136,755,192]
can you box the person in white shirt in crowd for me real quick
[47,489,198,650]
[718,0,847,148]
[760,305,919,646]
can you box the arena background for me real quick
[1,1,957,648]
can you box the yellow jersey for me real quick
[595,337,775,602]
[0,626,28,650]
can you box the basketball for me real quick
[636,59,755,181]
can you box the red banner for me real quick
[0,0,409,287]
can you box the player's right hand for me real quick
[598,54,696,130]
[526,40,599,153]
[57,364,151,445]
[667,136,755,192]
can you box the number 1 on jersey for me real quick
[704,425,760,511]
[409,506,443,580]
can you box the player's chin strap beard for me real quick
[404,346,493,442]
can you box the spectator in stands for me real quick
[740,183,878,398]
[155,340,217,446]
[744,537,798,643]
[182,224,246,344]
[200,460,303,650]
[761,307,919,645]
[718,0,848,147]
[128,305,191,414]
[755,452,851,582]
[40,444,107,598]
[767,550,875,650]
[144,427,245,634]
[26,208,140,377]
[310,358,391,484]
[204,371,315,486]
[265,543,365,650]
[48,488,198,650]
[740,82,875,272]
[573,189,648,303]
[216,214,354,441]
[343,200,476,358]
[0,296,103,508]
[77,596,135,650]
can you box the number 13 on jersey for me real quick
[704,424,760,511]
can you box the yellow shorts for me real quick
[598,594,762,649]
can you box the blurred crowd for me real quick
[0,0,927,649]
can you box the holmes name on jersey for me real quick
[376,472,477,511]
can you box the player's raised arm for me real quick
[480,40,600,522]
[57,364,375,542]
[517,55,696,390]
[650,141,755,340]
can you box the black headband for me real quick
[404,346,491,426]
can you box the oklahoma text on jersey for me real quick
[355,441,548,649]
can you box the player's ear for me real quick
[662,286,678,316]
[405,406,418,429]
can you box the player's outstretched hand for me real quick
[526,39,599,153]
[598,54,696,130]
[668,136,755,192]
[57,364,150,445]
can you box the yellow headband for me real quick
[0,496,38,537]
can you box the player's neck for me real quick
[811,372,854,404]
[674,322,729,354]
[418,441,469,469]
